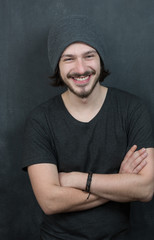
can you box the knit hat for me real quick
[48,15,106,74]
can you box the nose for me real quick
[74,58,87,74]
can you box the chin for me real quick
[69,86,97,99]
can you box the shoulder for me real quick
[107,87,151,123]
[24,95,63,141]
[109,87,140,102]
[27,94,62,122]
[108,87,145,110]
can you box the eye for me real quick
[85,54,94,59]
[63,58,73,62]
[64,58,73,62]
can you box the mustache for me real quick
[67,70,96,79]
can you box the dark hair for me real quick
[49,58,110,87]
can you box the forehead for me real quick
[61,42,97,56]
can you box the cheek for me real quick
[90,58,101,70]
[59,64,71,79]
[91,63,101,75]
[59,66,65,79]
[95,61,101,75]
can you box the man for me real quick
[23,16,154,239]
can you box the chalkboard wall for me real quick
[0,0,153,239]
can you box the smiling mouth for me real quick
[73,75,90,81]
[68,70,95,79]
[72,75,91,84]
[68,70,95,85]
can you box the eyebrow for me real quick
[61,50,97,59]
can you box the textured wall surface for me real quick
[0,0,153,239]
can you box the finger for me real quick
[123,145,137,161]
[132,148,147,160]
[133,160,147,174]
[121,146,137,170]
[130,151,148,170]
[120,148,147,174]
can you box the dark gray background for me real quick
[0,0,153,239]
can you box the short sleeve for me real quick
[22,108,57,171]
[126,99,154,151]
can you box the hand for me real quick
[119,145,148,174]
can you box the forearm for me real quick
[28,164,108,216]
[91,173,152,202]
[61,148,153,203]
[90,148,154,202]
[43,185,108,215]
[73,172,153,202]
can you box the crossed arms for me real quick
[28,145,154,215]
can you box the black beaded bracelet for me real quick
[85,171,93,199]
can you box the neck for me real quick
[61,83,108,123]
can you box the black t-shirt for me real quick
[22,87,154,240]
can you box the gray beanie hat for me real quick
[48,15,106,74]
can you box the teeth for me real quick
[74,76,89,81]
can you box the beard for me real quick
[60,70,100,99]
[68,77,99,98]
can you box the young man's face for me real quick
[59,42,101,98]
